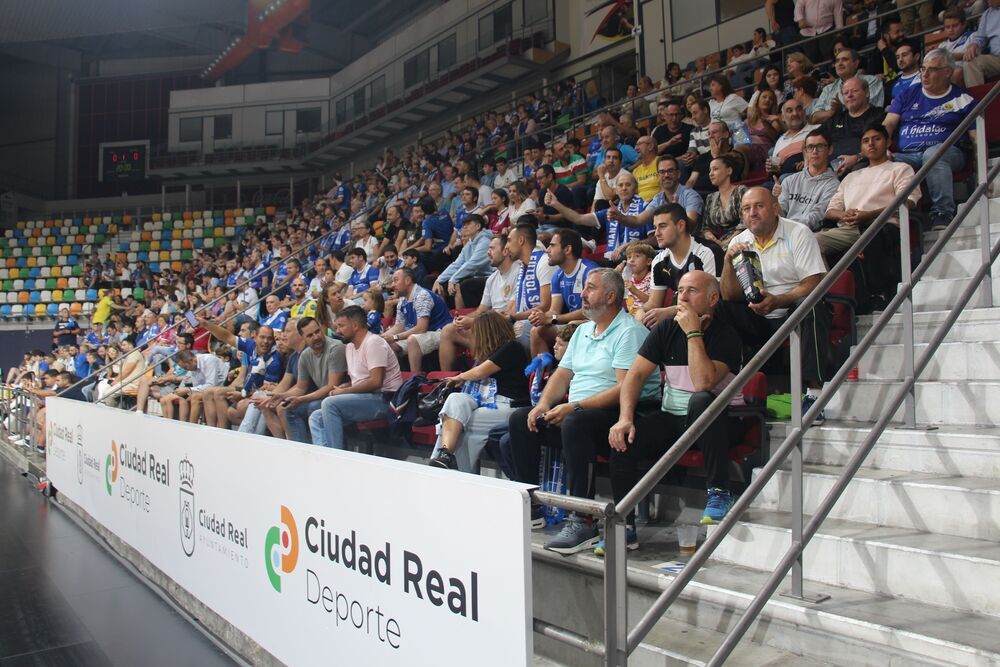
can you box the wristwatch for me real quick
[392,334,399,342]
[550,315,559,326]
[573,401,584,412]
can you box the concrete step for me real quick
[533,534,1000,666]
[922,223,999,252]
[911,275,997,311]
[852,340,1000,381]
[772,420,1000,479]
[710,510,1000,616]
[824,378,1000,426]
[921,247,999,279]
[857,306,1000,344]
[755,464,1000,541]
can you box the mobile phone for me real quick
[184,310,199,328]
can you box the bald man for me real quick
[721,187,831,403]
[609,270,743,537]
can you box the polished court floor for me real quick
[0,455,236,666]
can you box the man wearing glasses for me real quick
[883,48,976,230]
[773,128,840,232]
[610,155,704,229]
[651,101,692,161]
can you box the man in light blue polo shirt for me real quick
[508,268,661,555]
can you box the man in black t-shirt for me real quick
[609,271,742,543]
[651,101,693,160]
[535,164,576,230]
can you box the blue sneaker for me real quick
[544,515,600,555]
[802,394,825,425]
[593,526,639,557]
[700,488,734,525]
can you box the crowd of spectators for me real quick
[6,0,998,557]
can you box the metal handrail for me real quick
[529,78,1000,665]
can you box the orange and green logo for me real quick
[264,505,299,592]
[104,441,119,496]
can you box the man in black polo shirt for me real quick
[820,77,885,177]
[535,164,576,230]
[606,270,741,553]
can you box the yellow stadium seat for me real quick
[159,251,170,261]
[152,213,161,222]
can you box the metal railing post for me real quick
[977,115,993,308]
[899,204,917,427]
[604,516,627,666]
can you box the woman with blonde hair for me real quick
[744,87,783,172]
[428,310,531,472]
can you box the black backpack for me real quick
[387,373,427,435]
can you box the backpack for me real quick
[387,373,427,435]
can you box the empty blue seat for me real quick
[29,291,40,303]
[119,242,129,252]
[161,240,171,250]
[28,268,40,278]
[73,217,83,226]
[149,263,159,273]
[85,289,98,301]
[56,236,65,245]
[71,245,82,255]
[98,224,108,233]
[193,238,204,249]
[0,305,11,318]
[137,251,148,262]
[67,255,78,266]
[16,258,26,268]
[46,303,59,317]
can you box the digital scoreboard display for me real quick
[99,142,149,182]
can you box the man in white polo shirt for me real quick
[721,187,831,416]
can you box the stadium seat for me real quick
[70,302,82,316]
[120,287,132,299]
[51,289,62,302]
[0,305,11,318]
[35,303,46,317]
[46,303,59,317]
[81,302,93,316]
[39,290,50,302]
[133,287,145,301]
[86,289,98,301]
[10,304,21,318]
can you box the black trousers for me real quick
[609,392,732,523]
[507,406,618,500]
[720,298,832,388]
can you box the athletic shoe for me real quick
[530,504,546,530]
[802,394,825,425]
[593,526,639,557]
[544,515,599,555]
[700,488,735,525]
[930,213,950,231]
[428,449,458,470]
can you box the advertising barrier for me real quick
[44,398,533,665]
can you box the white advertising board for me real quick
[44,398,534,665]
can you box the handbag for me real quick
[417,381,458,424]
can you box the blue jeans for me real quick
[147,345,176,375]
[893,145,965,219]
[285,399,324,443]
[238,403,269,436]
[308,393,390,449]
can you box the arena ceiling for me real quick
[0,0,445,74]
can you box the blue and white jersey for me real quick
[334,183,351,210]
[248,262,269,290]
[890,71,920,102]
[237,337,284,393]
[273,262,290,284]
[454,206,477,232]
[397,285,452,331]
[348,264,380,294]
[260,309,289,331]
[514,249,557,313]
[366,309,383,334]
[330,226,352,250]
[595,194,650,255]
[551,259,598,312]
[888,84,975,153]
[225,269,245,288]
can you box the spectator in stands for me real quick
[722,187,831,404]
[891,43,923,102]
[160,349,228,422]
[812,49,886,123]
[592,147,628,208]
[773,128,841,231]
[434,213,493,308]
[545,170,651,262]
[52,307,80,349]
[821,77,886,176]
[344,248,379,302]
[771,96,819,175]
[795,0,845,64]
[679,99,714,173]
[615,155,705,233]
[505,222,556,348]
[286,276,317,320]
[429,311,531,471]
[133,333,194,414]
[793,77,820,123]
[651,101,693,162]
[382,267,452,372]
[941,7,976,59]
[527,228,596,356]
[745,87,783,172]
[260,294,289,332]
[702,154,749,247]
[608,270,742,546]
[509,269,662,554]
[96,337,146,404]
[899,0,938,34]
[688,121,747,192]
[270,317,346,442]
[439,233,520,370]
[197,320,283,430]
[588,125,638,171]
[507,181,538,225]
[314,283,346,339]
[748,66,785,112]
[850,0,891,43]
[308,306,402,449]
[884,48,976,229]
[493,156,518,190]
[766,0,800,51]
[867,17,908,80]
[482,188,511,236]
[552,140,589,208]
[621,241,655,315]
[637,204,719,328]
[535,164,577,230]
[631,136,660,203]
[958,0,1000,87]
[707,75,749,124]
[822,123,921,255]
[445,186,480,256]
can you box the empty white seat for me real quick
[85,234,94,244]
[31,247,41,257]
[81,302,93,316]
[120,287,132,299]
[40,267,51,278]
[127,252,137,263]
[182,229,192,239]
[12,280,23,290]
[57,256,67,266]
[40,290,51,302]
[11,304,22,317]
[170,250,181,260]
[67,277,79,289]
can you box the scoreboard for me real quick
[98,140,150,183]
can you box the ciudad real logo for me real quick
[179,456,195,557]
[264,505,299,592]
[104,441,119,496]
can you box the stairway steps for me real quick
[852,340,1000,381]
[824,379,1000,426]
